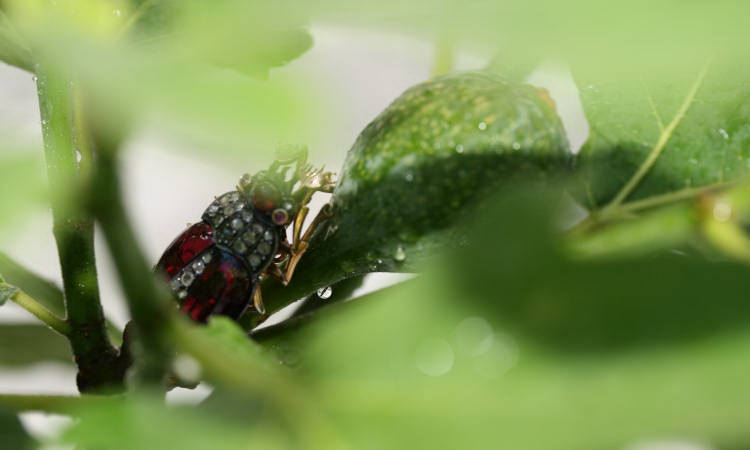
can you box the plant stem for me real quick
[9,290,71,336]
[88,145,172,387]
[36,65,119,392]
[432,35,454,76]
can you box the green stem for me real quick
[0,394,117,414]
[89,146,172,387]
[10,290,71,336]
[36,65,119,392]
[432,35,454,76]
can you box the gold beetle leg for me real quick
[252,284,265,315]
[284,203,333,282]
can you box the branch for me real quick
[88,141,172,387]
[36,65,119,392]
[4,287,71,336]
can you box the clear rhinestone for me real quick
[242,230,258,245]
[180,270,195,286]
[169,278,181,291]
[233,240,248,254]
[241,210,253,222]
[257,242,271,255]
[249,253,262,267]
[233,202,245,212]
[223,206,234,216]
[220,195,230,205]
[227,192,239,202]
[252,223,264,234]
[201,252,212,264]
[231,218,244,230]
[263,230,274,242]
[177,289,188,299]
[207,204,219,215]
[191,260,205,275]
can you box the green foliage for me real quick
[574,56,750,209]
[0,406,32,449]
[0,324,72,367]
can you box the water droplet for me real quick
[316,286,332,300]
[713,201,732,222]
[455,317,493,356]
[275,345,301,368]
[455,144,464,154]
[718,128,730,140]
[415,338,454,377]
[478,122,487,131]
[394,246,406,262]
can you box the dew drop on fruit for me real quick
[317,286,332,300]
[394,246,406,262]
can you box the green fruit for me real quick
[263,71,570,310]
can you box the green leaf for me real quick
[61,395,293,450]
[573,55,750,209]
[0,324,72,367]
[261,71,570,314]
[0,252,64,316]
[0,407,33,450]
[268,187,750,449]
[0,10,32,71]
[124,0,313,79]
[0,154,48,233]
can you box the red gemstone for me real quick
[156,222,215,278]
[180,250,254,322]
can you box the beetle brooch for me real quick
[155,147,335,322]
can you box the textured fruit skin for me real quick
[155,191,281,322]
[292,71,571,288]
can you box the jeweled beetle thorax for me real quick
[155,145,335,322]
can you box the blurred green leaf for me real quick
[61,394,293,450]
[0,9,32,71]
[262,71,570,314]
[0,154,48,233]
[0,407,32,449]
[259,187,750,449]
[573,55,750,209]
[172,317,346,449]
[0,323,72,366]
[0,251,65,316]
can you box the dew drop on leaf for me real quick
[316,286,332,300]
[394,246,406,262]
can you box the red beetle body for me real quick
[156,191,281,322]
